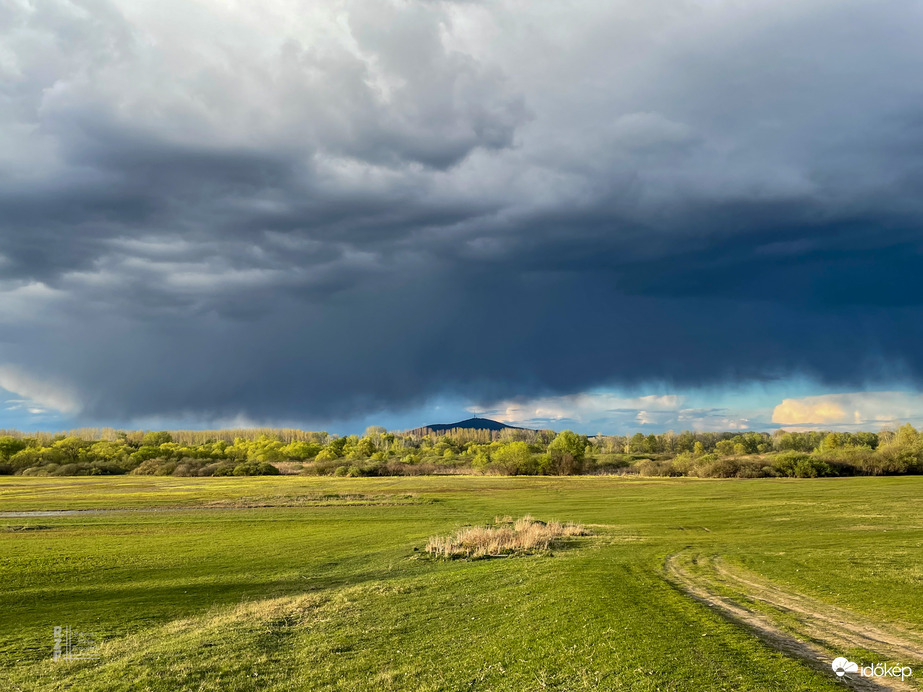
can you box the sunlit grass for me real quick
[1,475,920,690]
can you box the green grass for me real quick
[1,475,921,690]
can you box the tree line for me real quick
[1,424,922,478]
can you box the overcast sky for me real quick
[2,0,923,435]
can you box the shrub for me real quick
[232,461,280,476]
[735,461,768,478]
[590,453,632,474]
[635,459,679,476]
[22,465,57,476]
[772,452,836,478]
[692,457,741,478]
[814,446,873,465]
[132,458,176,475]
[8,448,44,473]
[172,459,209,477]
[670,452,695,475]
[873,441,923,474]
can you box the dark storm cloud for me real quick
[2,0,923,423]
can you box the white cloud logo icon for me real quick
[832,657,859,677]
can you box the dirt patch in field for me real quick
[2,524,55,531]
[0,494,432,516]
[199,493,431,508]
[665,552,922,692]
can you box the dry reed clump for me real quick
[425,515,588,559]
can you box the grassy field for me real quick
[0,475,921,690]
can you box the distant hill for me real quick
[413,417,526,434]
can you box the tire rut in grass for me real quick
[709,560,923,664]
[665,552,921,692]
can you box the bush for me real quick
[591,453,632,474]
[22,464,57,476]
[813,446,873,469]
[232,461,280,476]
[172,459,208,477]
[635,459,680,477]
[872,443,923,474]
[692,457,741,478]
[8,448,44,472]
[132,458,172,475]
[330,464,363,477]
[772,452,836,478]
[735,461,768,478]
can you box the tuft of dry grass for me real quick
[425,515,588,559]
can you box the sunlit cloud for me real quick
[772,392,923,429]
[473,392,756,433]
[0,365,81,415]
[476,392,684,426]
[677,409,751,432]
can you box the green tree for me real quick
[354,437,376,458]
[491,441,534,475]
[629,433,645,454]
[715,440,735,456]
[281,441,322,459]
[548,430,587,474]
[0,436,27,460]
[142,431,173,446]
[52,437,89,463]
[323,437,348,459]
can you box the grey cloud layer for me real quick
[2,0,923,423]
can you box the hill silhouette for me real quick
[413,417,525,434]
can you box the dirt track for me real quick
[665,552,922,692]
